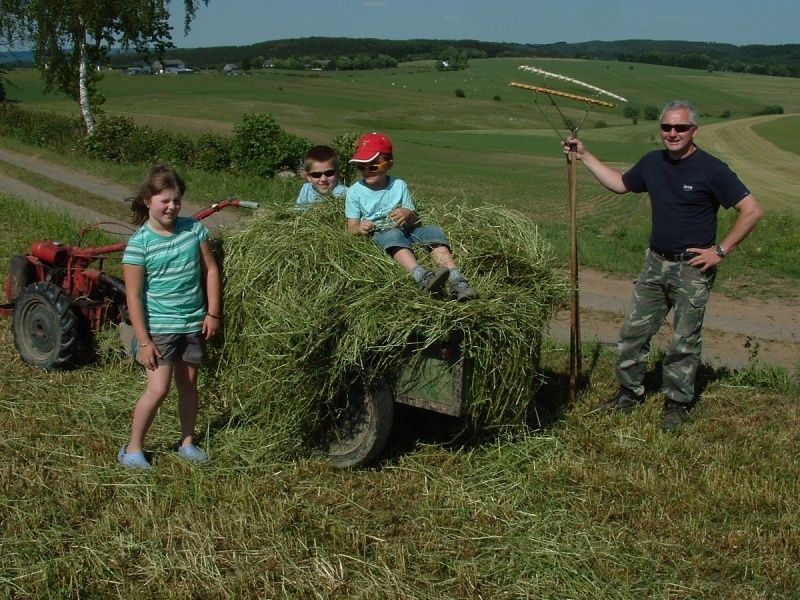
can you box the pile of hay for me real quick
[214,199,569,454]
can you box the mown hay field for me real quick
[0,195,798,598]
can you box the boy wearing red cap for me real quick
[345,132,476,299]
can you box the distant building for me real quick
[152,59,188,74]
[127,60,152,76]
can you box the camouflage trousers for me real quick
[616,249,716,404]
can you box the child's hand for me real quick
[203,314,221,341]
[389,208,415,228]
[137,343,161,371]
[359,220,375,234]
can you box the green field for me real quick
[752,115,800,155]
[5,59,800,295]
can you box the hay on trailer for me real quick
[214,198,569,454]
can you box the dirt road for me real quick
[0,145,797,370]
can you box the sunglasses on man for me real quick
[660,123,694,133]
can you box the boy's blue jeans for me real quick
[371,224,450,251]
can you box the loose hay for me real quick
[215,199,569,456]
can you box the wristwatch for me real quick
[714,244,726,259]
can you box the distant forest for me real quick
[6,37,799,78]
[150,37,800,77]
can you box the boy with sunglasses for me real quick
[345,132,476,299]
[295,145,347,208]
[564,99,763,431]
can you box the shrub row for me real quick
[0,104,317,178]
[0,103,83,149]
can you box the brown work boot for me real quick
[600,387,644,414]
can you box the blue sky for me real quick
[169,0,799,48]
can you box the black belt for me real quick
[649,247,698,262]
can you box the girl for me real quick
[118,165,221,469]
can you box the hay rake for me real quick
[511,65,626,402]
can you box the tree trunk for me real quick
[76,26,96,136]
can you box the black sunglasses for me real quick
[660,123,694,133]
[308,169,337,178]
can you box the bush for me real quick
[493,95,501,101]
[719,109,731,119]
[454,88,465,98]
[231,113,311,178]
[189,133,233,172]
[330,131,360,185]
[79,115,138,162]
[125,125,170,165]
[623,105,640,125]
[643,105,660,120]
[594,120,608,129]
[752,105,784,116]
[159,133,196,166]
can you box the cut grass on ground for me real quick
[1,191,799,598]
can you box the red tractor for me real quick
[0,198,258,370]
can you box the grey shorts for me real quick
[151,332,205,366]
[371,224,450,252]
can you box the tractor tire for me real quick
[326,378,394,468]
[5,255,32,303]
[12,281,80,370]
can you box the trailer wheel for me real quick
[326,378,394,468]
[12,282,79,370]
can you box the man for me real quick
[564,100,763,430]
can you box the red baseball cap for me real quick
[349,132,393,163]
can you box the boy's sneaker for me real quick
[600,387,644,414]
[176,443,209,464]
[417,267,450,295]
[118,444,151,470]
[661,400,690,431]
[450,278,477,301]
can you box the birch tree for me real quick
[0,1,208,135]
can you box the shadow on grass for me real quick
[644,356,737,404]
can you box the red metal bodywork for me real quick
[1,197,257,326]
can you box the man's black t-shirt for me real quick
[622,147,750,254]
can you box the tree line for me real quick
[148,37,800,79]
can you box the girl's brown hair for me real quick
[129,164,187,226]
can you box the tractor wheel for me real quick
[326,378,394,468]
[12,281,80,370]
